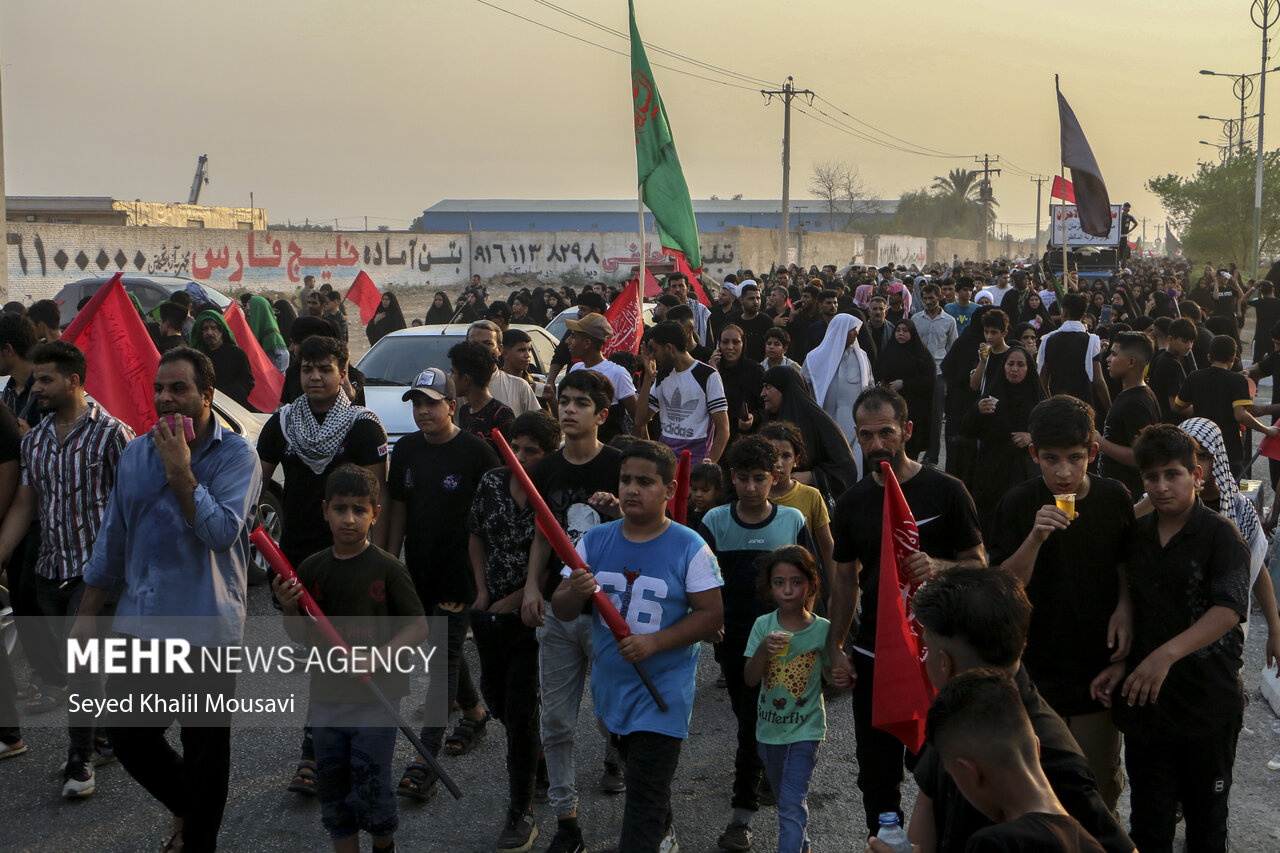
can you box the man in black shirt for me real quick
[828,387,985,835]
[155,301,188,354]
[786,285,821,363]
[192,311,255,410]
[908,567,1133,853]
[257,334,388,793]
[733,283,774,363]
[1095,333,1160,500]
[1037,293,1110,416]
[1091,425,1249,853]
[386,366,499,800]
[708,281,741,343]
[1243,320,1280,493]
[864,296,893,362]
[807,289,841,352]
[1174,334,1277,476]
[990,395,1132,812]
[1246,279,1280,360]
[520,369,624,853]
[448,340,514,453]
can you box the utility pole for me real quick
[761,77,813,268]
[1030,176,1047,253]
[974,155,1001,260]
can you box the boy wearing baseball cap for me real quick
[386,367,500,801]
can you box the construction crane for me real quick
[188,155,209,205]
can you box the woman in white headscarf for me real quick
[801,313,873,476]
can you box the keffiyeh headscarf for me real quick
[281,390,382,475]
[1180,417,1266,587]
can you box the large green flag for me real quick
[629,0,701,269]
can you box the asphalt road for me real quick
[5,585,1280,852]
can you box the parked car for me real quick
[544,302,655,344]
[53,275,235,328]
[0,389,282,659]
[355,323,557,444]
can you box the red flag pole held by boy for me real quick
[491,432,668,712]
[669,449,691,525]
[871,461,935,753]
[248,526,463,799]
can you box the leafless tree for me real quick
[809,160,871,231]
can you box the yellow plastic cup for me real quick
[1054,493,1076,517]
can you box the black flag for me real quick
[1057,77,1112,239]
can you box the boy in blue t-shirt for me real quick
[554,440,724,853]
[697,436,812,851]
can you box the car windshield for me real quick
[357,335,465,386]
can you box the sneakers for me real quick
[544,820,586,853]
[659,828,679,853]
[717,821,753,851]
[496,808,538,853]
[92,738,116,766]
[599,761,626,794]
[62,754,96,799]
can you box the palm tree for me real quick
[931,168,998,239]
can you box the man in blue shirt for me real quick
[71,347,262,853]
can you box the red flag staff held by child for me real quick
[493,431,667,711]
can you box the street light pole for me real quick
[1253,0,1278,277]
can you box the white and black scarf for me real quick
[281,391,381,475]
[1180,417,1266,586]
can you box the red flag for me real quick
[871,461,935,753]
[1050,175,1076,203]
[603,276,644,356]
[223,303,285,413]
[1260,433,1280,462]
[62,272,160,435]
[666,249,711,305]
[346,270,381,325]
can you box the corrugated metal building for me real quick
[419,198,898,233]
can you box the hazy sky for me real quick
[0,0,1265,239]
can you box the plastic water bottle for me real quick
[876,812,912,853]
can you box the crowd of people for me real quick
[1,252,1279,853]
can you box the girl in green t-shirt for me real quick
[744,546,832,853]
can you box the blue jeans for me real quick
[758,741,820,853]
[312,701,400,841]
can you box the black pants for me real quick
[851,649,918,836]
[1125,716,1241,853]
[721,631,764,811]
[35,576,114,757]
[472,610,541,809]
[10,528,64,687]
[420,605,481,754]
[0,637,19,742]
[106,667,236,853]
[615,730,682,853]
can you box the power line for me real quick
[471,0,759,91]
[528,0,777,88]
[811,94,970,159]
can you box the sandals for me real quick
[443,713,490,756]
[0,738,27,761]
[396,762,439,802]
[286,760,318,795]
[22,684,68,715]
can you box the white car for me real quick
[355,324,558,444]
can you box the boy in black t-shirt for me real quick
[520,368,624,853]
[448,340,514,453]
[386,367,499,801]
[1095,332,1160,501]
[828,387,985,835]
[1173,334,1277,476]
[274,466,428,853]
[468,411,561,852]
[903,670,1106,853]
[1091,425,1249,853]
[258,335,389,794]
[990,395,1131,811]
[1147,319,1194,424]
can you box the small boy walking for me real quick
[275,465,429,853]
